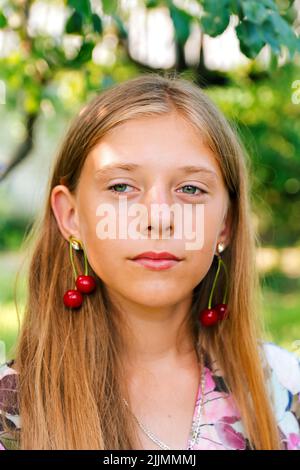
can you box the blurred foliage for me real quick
[206,61,300,246]
[263,288,300,350]
[0,214,33,250]
[262,269,300,293]
[200,0,299,58]
[0,0,299,115]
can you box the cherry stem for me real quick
[69,241,78,283]
[83,248,88,276]
[208,256,229,308]
[69,243,89,281]
[208,256,222,309]
[219,258,229,304]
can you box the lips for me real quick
[132,251,181,261]
[130,251,182,271]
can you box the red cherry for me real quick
[199,308,219,327]
[75,275,96,294]
[63,289,83,309]
[215,303,228,320]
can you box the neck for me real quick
[106,287,198,371]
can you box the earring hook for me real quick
[69,235,88,281]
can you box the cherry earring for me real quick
[198,242,229,327]
[63,236,97,309]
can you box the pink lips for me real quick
[130,251,182,271]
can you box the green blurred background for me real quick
[0,0,300,362]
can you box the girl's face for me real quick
[51,112,230,308]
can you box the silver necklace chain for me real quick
[122,348,206,450]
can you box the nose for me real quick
[140,182,175,239]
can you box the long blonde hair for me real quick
[8,72,281,449]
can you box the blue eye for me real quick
[178,185,207,196]
[108,183,133,193]
[107,184,207,196]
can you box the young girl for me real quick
[0,73,299,450]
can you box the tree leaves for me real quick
[200,0,231,37]
[0,11,7,28]
[197,0,300,59]
[92,13,102,34]
[67,0,91,18]
[268,11,300,56]
[241,1,270,24]
[102,0,118,15]
[66,0,102,35]
[169,4,194,46]
[66,11,83,34]
[71,41,94,66]
[111,13,127,40]
[236,21,266,58]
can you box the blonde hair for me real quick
[7,72,281,449]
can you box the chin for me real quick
[124,288,182,307]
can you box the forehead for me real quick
[83,113,222,178]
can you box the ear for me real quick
[218,203,232,249]
[50,185,81,242]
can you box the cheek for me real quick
[180,199,226,283]
[87,238,127,282]
[183,249,214,290]
[182,198,225,253]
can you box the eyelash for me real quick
[107,183,208,196]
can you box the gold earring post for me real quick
[69,236,88,280]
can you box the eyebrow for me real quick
[178,165,218,179]
[94,163,218,179]
[95,163,141,178]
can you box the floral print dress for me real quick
[186,341,300,450]
[0,341,300,450]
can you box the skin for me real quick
[51,112,231,440]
